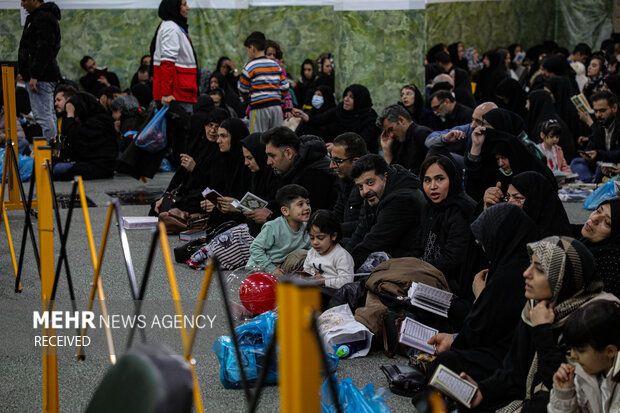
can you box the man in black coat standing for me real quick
[18,0,61,143]
[347,154,426,270]
[261,127,338,212]
[378,104,432,175]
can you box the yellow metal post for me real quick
[76,200,117,364]
[34,144,59,413]
[158,223,204,413]
[277,278,321,413]
[1,65,31,210]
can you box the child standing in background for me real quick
[238,31,289,133]
[538,119,573,175]
[303,209,355,290]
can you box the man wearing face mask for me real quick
[291,85,338,142]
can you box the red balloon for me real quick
[239,272,278,314]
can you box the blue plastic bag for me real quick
[321,376,392,413]
[212,312,278,389]
[0,148,33,182]
[135,105,169,152]
[212,311,339,389]
[582,180,617,210]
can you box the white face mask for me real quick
[312,95,324,109]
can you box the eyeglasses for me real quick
[205,122,219,129]
[329,156,354,165]
[503,194,526,205]
[430,100,445,112]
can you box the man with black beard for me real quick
[572,91,620,182]
[52,84,117,180]
[330,132,367,241]
[347,154,426,270]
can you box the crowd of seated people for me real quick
[8,1,620,408]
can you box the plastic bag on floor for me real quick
[212,311,278,389]
[212,311,340,389]
[321,376,392,413]
[582,180,617,210]
[0,148,33,181]
[318,304,373,359]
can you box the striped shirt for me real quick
[238,56,289,109]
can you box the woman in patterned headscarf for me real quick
[462,236,615,412]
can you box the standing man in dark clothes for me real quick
[347,154,426,270]
[261,126,338,211]
[429,90,473,131]
[330,132,367,240]
[18,0,61,143]
[378,104,432,175]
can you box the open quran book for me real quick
[429,364,478,408]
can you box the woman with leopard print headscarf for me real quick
[461,236,617,413]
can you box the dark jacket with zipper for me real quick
[347,164,425,269]
[18,2,61,82]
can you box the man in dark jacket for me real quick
[79,56,121,97]
[18,0,61,142]
[330,132,367,240]
[378,104,432,175]
[262,126,338,211]
[347,154,426,269]
[572,90,620,182]
[53,89,118,180]
[429,90,473,131]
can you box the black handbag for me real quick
[380,364,427,397]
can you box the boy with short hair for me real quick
[246,184,311,275]
[238,31,289,133]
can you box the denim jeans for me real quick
[570,158,596,183]
[26,80,57,142]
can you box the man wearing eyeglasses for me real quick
[429,90,473,132]
[330,133,367,241]
[377,104,432,175]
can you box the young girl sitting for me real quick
[302,209,355,290]
[538,119,573,175]
[549,299,620,413]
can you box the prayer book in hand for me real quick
[202,187,223,205]
[231,192,269,212]
[398,317,437,355]
[428,364,478,408]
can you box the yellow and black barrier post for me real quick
[34,143,59,413]
[1,65,31,211]
[277,277,322,413]
[157,222,205,413]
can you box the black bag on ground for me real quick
[173,220,238,263]
[326,278,369,312]
[85,343,192,413]
[380,364,427,397]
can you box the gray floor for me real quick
[0,172,591,413]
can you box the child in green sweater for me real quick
[246,184,311,275]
